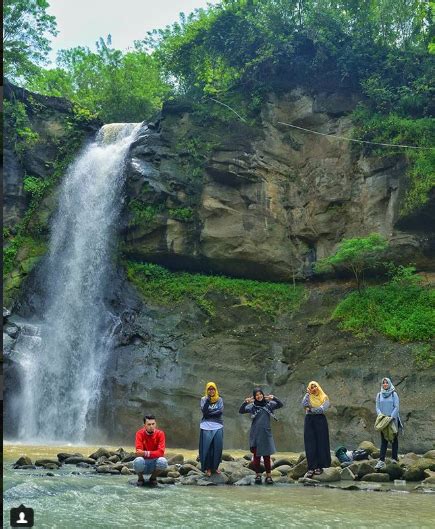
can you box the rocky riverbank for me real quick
[10,443,435,493]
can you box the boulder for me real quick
[361,473,390,483]
[272,458,295,469]
[107,455,120,463]
[76,462,93,468]
[64,457,96,465]
[340,467,356,481]
[95,465,120,474]
[409,458,435,471]
[422,450,435,459]
[234,476,255,486]
[35,459,61,467]
[357,441,377,455]
[403,467,425,481]
[167,471,181,478]
[158,477,175,484]
[184,459,199,467]
[15,456,32,466]
[288,459,308,480]
[121,452,137,463]
[271,469,282,478]
[298,477,320,485]
[179,464,200,476]
[57,452,83,462]
[202,472,229,485]
[121,466,133,475]
[274,465,293,475]
[314,467,341,482]
[381,463,403,480]
[168,454,184,465]
[422,476,435,484]
[222,453,235,461]
[356,462,374,479]
[88,448,111,460]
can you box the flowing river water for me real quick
[3,445,435,529]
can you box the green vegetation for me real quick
[168,207,193,221]
[3,100,40,159]
[128,200,162,225]
[125,261,306,317]
[315,234,388,292]
[26,37,171,123]
[414,344,435,369]
[4,0,57,81]
[332,267,434,342]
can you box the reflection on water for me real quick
[3,448,435,529]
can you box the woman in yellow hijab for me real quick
[199,382,224,477]
[302,381,331,478]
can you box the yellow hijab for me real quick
[205,382,219,404]
[307,381,328,407]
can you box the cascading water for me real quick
[14,123,140,443]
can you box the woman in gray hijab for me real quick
[239,387,283,484]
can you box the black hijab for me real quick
[253,387,267,407]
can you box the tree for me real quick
[27,38,171,123]
[3,0,58,81]
[315,234,388,292]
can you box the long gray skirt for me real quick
[199,428,223,472]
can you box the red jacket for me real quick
[135,428,166,459]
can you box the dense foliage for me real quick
[4,0,57,81]
[315,234,388,291]
[125,261,306,317]
[26,37,171,123]
[332,267,435,342]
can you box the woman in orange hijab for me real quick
[302,381,331,478]
[199,382,224,477]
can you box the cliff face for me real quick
[3,85,434,452]
[122,88,434,281]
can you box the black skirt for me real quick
[304,413,331,470]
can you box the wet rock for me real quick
[272,458,295,469]
[96,456,109,465]
[197,479,216,486]
[314,467,341,482]
[3,307,11,321]
[168,454,184,465]
[180,475,201,485]
[88,448,111,460]
[5,325,19,338]
[96,465,120,474]
[222,452,235,461]
[15,456,32,466]
[108,455,120,463]
[422,476,435,484]
[403,467,426,481]
[362,473,390,483]
[202,473,229,485]
[46,472,55,477]
[76,462,93,468]
[340,467,356,481]
[381,463,403,480]
[64,457,96,465]
[14,465,37,469]
[57,452,83,462]
[423,450,435,459]
[356,462,374,479]
[274,465,293,475]
[298,477,319,486]
[35,459,61,468]
[179,464,200,476]
[288,459,308,480]
[234,476,255,486]
[220,462,255,483]
[121,466,133,475]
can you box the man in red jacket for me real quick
[133,414,168,486]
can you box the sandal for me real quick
[265,477,274,485]
[136,479,145,487]
[314,468,323,475]
[305,470,315,478]
[148,478,158,487]
[254,475,262,485]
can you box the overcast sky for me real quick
[47,0,219,63]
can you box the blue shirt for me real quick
[376,391,400,426]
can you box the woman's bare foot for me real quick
[205,469,212,477]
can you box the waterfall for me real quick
[16,123,140,442]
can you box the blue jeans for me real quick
[133,456,168,475]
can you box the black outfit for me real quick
[380,432,398,461]
[304,414,331,470]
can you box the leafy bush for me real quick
[4,100,40,158]
[414,344,435,368]
[333,280,434,342]
[125,260,306,317]
[23,176,48,199]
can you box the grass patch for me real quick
[414,344,435,369]
[333,283,435,342]
[125,261,306,317]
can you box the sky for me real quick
[47,0,220,64]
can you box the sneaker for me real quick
[375,460,386,471]
[391,459,398,465]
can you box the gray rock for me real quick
[361,473,390,483]
[121,466,132,475]
[403,467,426,481]
[57,452,83,462]
[288,459,308,480]
[356,462,374,479]
[15,456,32,466]
[340,467,356,481]
[234,476,255,486]
[423,450,435,459]
[35,459,61,467]
[179,464,200,476]
[222,452,235,461]
[64,457,96,465]
[272,458,295,469]
[274,465,293,475]
[88,448,111,460]
[314,467,341,482]
[298,477,320,485]
[95,465,120,474]
[14,465,37,469]
[108,455,120,463]
[381,463,403,480]
[168,454,184,465]
[158,477,175,484]
[201,472,229,485]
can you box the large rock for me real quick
[288,459,308,480]
[64,457,96,465]
[381,463,403,480]
[362,473,390,483]
[15,456,32,466]
[313,467,341,482]
[403,467,426,481]
[340,467,356,481]
[423,450,435,459]
[357,441,377,455]
[89,448,111,460]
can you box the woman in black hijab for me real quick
[239,387,283,484]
